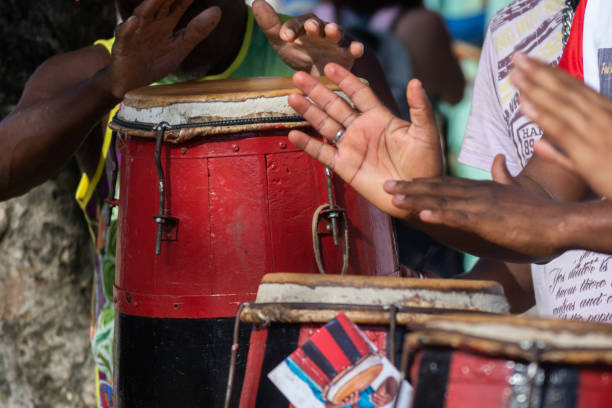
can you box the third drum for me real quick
[404,314,612,408]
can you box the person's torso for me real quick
[532,0,612,324]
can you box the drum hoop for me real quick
[238,302,497,325]
[404,330,612,366]
[111,114,306,132]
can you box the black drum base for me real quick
[115,313,251,408]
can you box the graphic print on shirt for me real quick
[491,0,564,167]
[531,0,612,324]
[598,48,612,97]
[538,251,612,323]
[461,0,566,175]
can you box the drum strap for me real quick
[312,204,349,275]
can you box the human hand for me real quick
[511,53,612,198]
[371,377,398,406]
[341,391,361,406]
[252,0,364,75]
[384,161,571,260]
[109,0,221,98]
[288,63,444,218]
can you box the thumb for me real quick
[252,0,283,46]
[406,79,435,130]
[491,154,515,185]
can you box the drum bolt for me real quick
[428,362,438,373]
[181,147,188,155]
[509,373,527,386]
[279,142,287,149]
[516,394,527,403]
[519,340,534,351]
[232,144,240,152]
[461,366,470,375]
[126,292,132,303]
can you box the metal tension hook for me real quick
[153,121,178,255]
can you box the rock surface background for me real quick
[0,1,115,407]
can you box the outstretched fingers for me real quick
[418,208,473,228]
[167,0,195,25]
[324,63,383,113]
[134,0,167,21]
[322,22,344,44]
[252,0,284,46]
[175,6,221,49]
[114,15,139,46]
[155,0,179,19]
[288,91,344,141]
[384,178,481,197]
[511,55,593,140]
[291,71,359,131]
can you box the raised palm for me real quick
[109,0,221,98]
[288,63,443,218]
[252,0,364,75]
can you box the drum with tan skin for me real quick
[109,77,399,407]
[404,314,612,408]
[230,273,509,407]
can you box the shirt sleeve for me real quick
[459,26,522,175]
[558,0,586,79]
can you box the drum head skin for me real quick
[406,314,612,365]
[254,273,509,314]
[110,77,347,142]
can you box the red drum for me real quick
[109,77,399,408]
[405,314,612,408]
[233,273,510,407]
[111,76,399,320]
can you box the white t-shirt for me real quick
[460,0,612,323]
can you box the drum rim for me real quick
[405,313,612,365]
[259,273,508,295]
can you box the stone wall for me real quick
[0,1,115,407]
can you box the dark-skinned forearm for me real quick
[405,218,554,263]
[402,198,612,263]
[559,199,612,254]
[0,67,120,200]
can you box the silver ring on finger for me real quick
[334,128,345,144]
